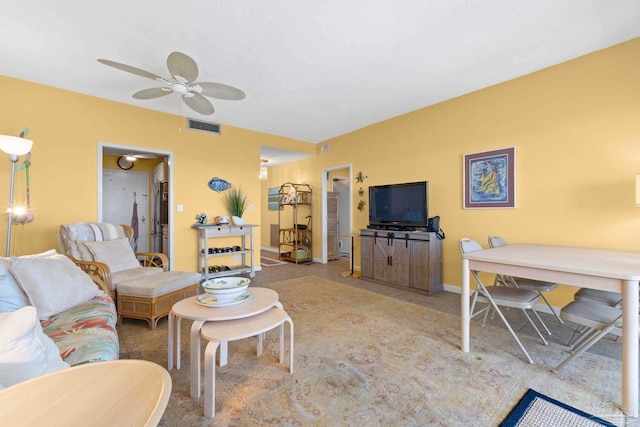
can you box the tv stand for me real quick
[360,229,442,296]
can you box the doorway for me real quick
[332,177,351,257]
[102,170,149,252]
[97,143,174,268]
[320,164,352,264]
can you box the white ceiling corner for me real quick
[1,1,638,155]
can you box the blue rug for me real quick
[500,389,616,427]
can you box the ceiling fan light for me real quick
[171,83,188,94]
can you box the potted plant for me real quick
[225,186,248,225]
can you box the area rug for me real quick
[260,255,288,267]
[117,276,626,426]
[500,389,617,427]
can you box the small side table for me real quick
[168,287,282,398]
[0,360,171,426]
[340,232,360,278]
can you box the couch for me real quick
[0,251,118,388]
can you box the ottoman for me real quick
[117,271,201,329]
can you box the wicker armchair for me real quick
[58,223,163,298]
[58,222,199,329]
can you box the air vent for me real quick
[187,118,221,135]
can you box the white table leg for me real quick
[279,324,284,364]
[168,312,175,370]
[218,341,228,367]
[190,320,204,398]
[257,333,264,357]
[288,318,294,373]
[622,280,639,417]
[204,341,219,418]
[461,258,470,352]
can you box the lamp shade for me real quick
[0,135,33,155]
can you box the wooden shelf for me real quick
[192,224,258,280]
[278,183,312,264]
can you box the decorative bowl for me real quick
[201,277,250,303]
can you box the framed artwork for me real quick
[463,147,516,209]
[268,187,280,210]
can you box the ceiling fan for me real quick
[97,51,245,115]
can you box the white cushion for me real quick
[0,250,57,313]
[81,238,140,273]
[117,271,201,297]
[10,254,102,320]
[0,306,69,387]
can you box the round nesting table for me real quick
[0,360,171,426]
[167,287,281,397]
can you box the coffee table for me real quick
[0,360,171,426]
[167,287,281,397]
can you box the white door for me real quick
[333,178,351,256]
[102,170,150,252]
[327,191,340,260]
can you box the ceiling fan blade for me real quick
[197,82,246,100]
[183,93,214,115]
[167,51,198,84]
[132,87,172,100]
[97,59,163,80]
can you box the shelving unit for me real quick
[278,182,312,263]
[192,224,257,281]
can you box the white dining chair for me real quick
[460,238,549,364]
[565,288,623,346]
[552,300,625,372]
[488,235,562,325]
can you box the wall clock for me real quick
[117,156,134,170]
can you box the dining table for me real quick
[460,243,640,417]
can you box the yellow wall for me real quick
[0,76,310,271]
[2,38,639,308]
[265,37,640,306]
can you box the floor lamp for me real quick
[0,135,33,257]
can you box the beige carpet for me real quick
[117,277,626,426]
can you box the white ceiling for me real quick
[2,1,639,152]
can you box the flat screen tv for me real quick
[368,181,429,229]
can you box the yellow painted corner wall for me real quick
[264,38,640,307]
[0,76,309,271]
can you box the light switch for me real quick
[177,204,183,212]
[248,204,254,211]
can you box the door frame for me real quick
[97,142,175,269]
[320,163,352,264]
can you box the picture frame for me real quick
[268,187,280,210]
[463,146,516,209]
